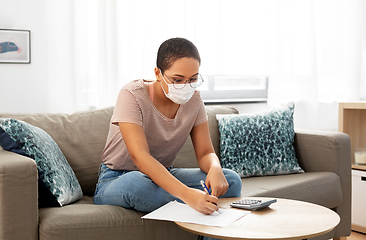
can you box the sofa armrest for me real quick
[0,148,38,240]
[294,130,351,173]
[294,130,351,238]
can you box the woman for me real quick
[94,38,241,215]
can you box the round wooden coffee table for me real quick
[175,197,340,240]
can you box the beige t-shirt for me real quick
[102,79,208,170]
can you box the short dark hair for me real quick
[156,38,201,72]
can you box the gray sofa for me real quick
[0,105,351,240]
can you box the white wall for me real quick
[0,0,48,113]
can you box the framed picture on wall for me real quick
[0,29,31,64]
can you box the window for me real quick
[200,75,268,104]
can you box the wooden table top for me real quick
[175,197,340,240]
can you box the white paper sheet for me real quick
[141,201,250,227]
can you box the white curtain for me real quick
[268,0,366,130]
[44,0,366,131]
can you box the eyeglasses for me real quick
[162,72,204,89]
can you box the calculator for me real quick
[230,198,277,211]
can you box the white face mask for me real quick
[160,70,195,105]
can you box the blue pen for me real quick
[200,180,222,214]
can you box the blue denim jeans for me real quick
[93,164,242,213]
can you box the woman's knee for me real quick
[95,171,177,212]
[223,168,242,198]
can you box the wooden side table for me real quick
[339,102,366,233]
[175,197,340,240]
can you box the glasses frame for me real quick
[162,71,204,89]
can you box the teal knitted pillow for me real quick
[0,118,83,206]
[216,103,303,177]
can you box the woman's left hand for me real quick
[205,165,228,197]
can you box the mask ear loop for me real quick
[159,69,165,82]
[159,69,170,98]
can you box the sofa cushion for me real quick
[0,118,82,206]
[38,172,342,240]
[38,196,197,240]
[216,103,304,177]
[242,172,342,209]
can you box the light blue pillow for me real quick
[216,103,304,177]
[0,118,83,206]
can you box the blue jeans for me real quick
[93,164,242,213]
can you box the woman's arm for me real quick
[190,122,229,197]
[119,122,218,214]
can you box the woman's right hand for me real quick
[182,188,219,215]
